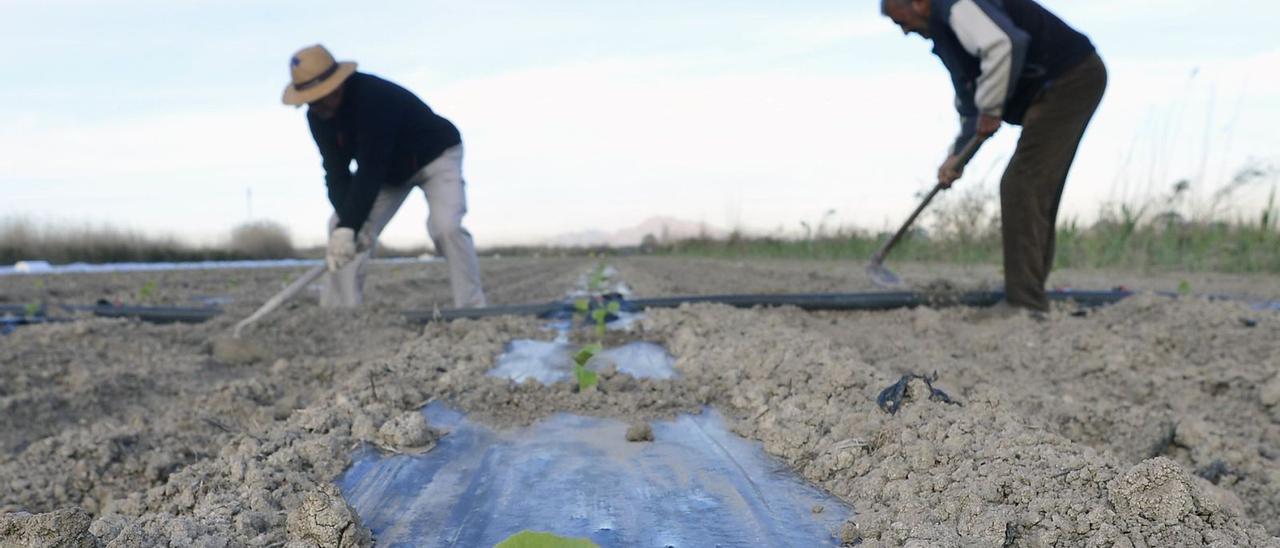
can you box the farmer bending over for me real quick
[282,44,486,309]
[881,0,1106,315]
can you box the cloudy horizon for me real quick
[3,0,1277,249]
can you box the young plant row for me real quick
[570,263,620,392]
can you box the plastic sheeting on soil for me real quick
[487,340,677,384]
[487,302,669,384]
[338,403,851,547]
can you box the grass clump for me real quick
[228,220,294,259]
[0,217,301,264]
[658,162,1280,274]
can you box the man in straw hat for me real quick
[283,44,486,308]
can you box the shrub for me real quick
[229,221,294,259]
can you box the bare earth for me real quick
[1,256,1278,547]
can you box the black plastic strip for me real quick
[0,304,38,316]
[89,305,222,324]
[406,289,1138,323]
[0,289,1180,327]
[401,302,569,323]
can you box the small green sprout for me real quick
[23,302,41,318]
[496,530,598,548]
[591,309,607,337]
[587,262,607,293]
[573,343,601,391]
[574,298,592,339]
[1177,280,1192,296]
[33,279,45,291]
[139,280,158,302]
[591,300,621,338]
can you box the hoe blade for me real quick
[866,261,904,289]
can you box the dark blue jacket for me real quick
[308,72,462,230]
[928,0,1095,153]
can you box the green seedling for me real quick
[33,278,45,291]
[591,300,621,339]
[496,530,598,548]
[573,343,601,391]
[587,262,607,293]
[591,308,608,338]
[1177,280,1192,296]
[23,302,41,318]
[570,263,620,392]
[573,297,592,340]
[139,280,157,302]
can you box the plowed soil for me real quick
[2,256,1277,547]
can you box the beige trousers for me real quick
[321,145,487,309]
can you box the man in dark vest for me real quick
[282,44,486,309]
[881,0,1106,315]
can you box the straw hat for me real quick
[281,45,357,106]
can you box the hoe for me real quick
[867,135,987,288]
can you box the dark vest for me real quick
[929,0,1095,124]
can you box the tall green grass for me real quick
[661,163,1280,274]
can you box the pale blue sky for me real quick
[2,1,1277,247]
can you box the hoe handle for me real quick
[871,135,986,263]
[232,264,327,338]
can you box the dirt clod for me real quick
[285,484,371,548]
[211,335,273,365]
[625,422,654,442]
[1261,375,1280,408]
[1110,457,1197,524]
[377,411,437,450]
[0,508,95,548]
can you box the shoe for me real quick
[971,300,1045,322]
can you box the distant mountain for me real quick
[546,216,727,247]
[544,229,613,248]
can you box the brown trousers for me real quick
[1001,53,1107,311]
